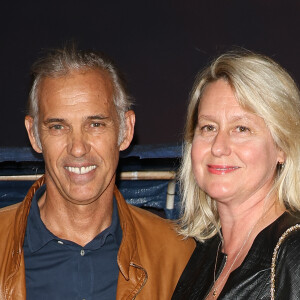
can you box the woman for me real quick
[172,50,300,299]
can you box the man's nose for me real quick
[67,130,91,158]
[211,131,231,157]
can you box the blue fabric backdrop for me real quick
[0,144,182,219]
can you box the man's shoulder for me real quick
[127,203,195,249]
[128,203,174,228]
[0,202,21,218]
[0,202,21,238]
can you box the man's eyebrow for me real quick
[43,118,65,124]
[43,116,109,124]
[86,115,109,120]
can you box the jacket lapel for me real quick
[114,186,147,299]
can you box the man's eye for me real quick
[91,123,103,128]
[50,124,64,130]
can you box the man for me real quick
[0,46,195,299]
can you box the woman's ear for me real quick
[277,148,286,165]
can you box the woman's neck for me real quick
[218,196,285,255]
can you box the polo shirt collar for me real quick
[26,185,121,253]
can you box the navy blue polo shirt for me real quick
[23,185,122,300]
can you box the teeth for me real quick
[65,165,96,175]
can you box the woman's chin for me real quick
[204,184,234,202]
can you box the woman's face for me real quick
[191,79,285,206]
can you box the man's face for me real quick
[25,69,134,205]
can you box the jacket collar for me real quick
[14,176,141,281]
[13,176,45,264]
[114,185,142,280]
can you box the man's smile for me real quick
[64,165,97,175]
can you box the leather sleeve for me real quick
[273,230,300,299]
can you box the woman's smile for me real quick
[207,165,240,175]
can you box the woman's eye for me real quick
[236,126,250,133]
[201,125,216,132]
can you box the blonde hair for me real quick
[179,49,300,242]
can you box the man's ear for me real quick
[24,115,42,153]
[119,110,135,151]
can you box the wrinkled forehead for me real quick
[39,69,114,105]
[37,70,118,120]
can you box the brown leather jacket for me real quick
[0,177,195,300]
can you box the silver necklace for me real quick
[211,221,258,298]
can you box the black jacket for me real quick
[172,212,300,299]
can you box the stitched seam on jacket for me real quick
[127,263,148,299]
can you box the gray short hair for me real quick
[28,44,133,148]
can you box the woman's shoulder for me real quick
[269,211,300,277]
[274,212,300,258]
[271,213,300,298]
[255,211,300,247]
[271,211,300,241]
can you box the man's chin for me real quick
[64,193,101,206]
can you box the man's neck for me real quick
[37,188,114,247]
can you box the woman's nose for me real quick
[211,131,232,157]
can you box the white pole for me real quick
[166,179,176,210]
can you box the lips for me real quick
[207,165,240,175]
[64,165,96,175]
